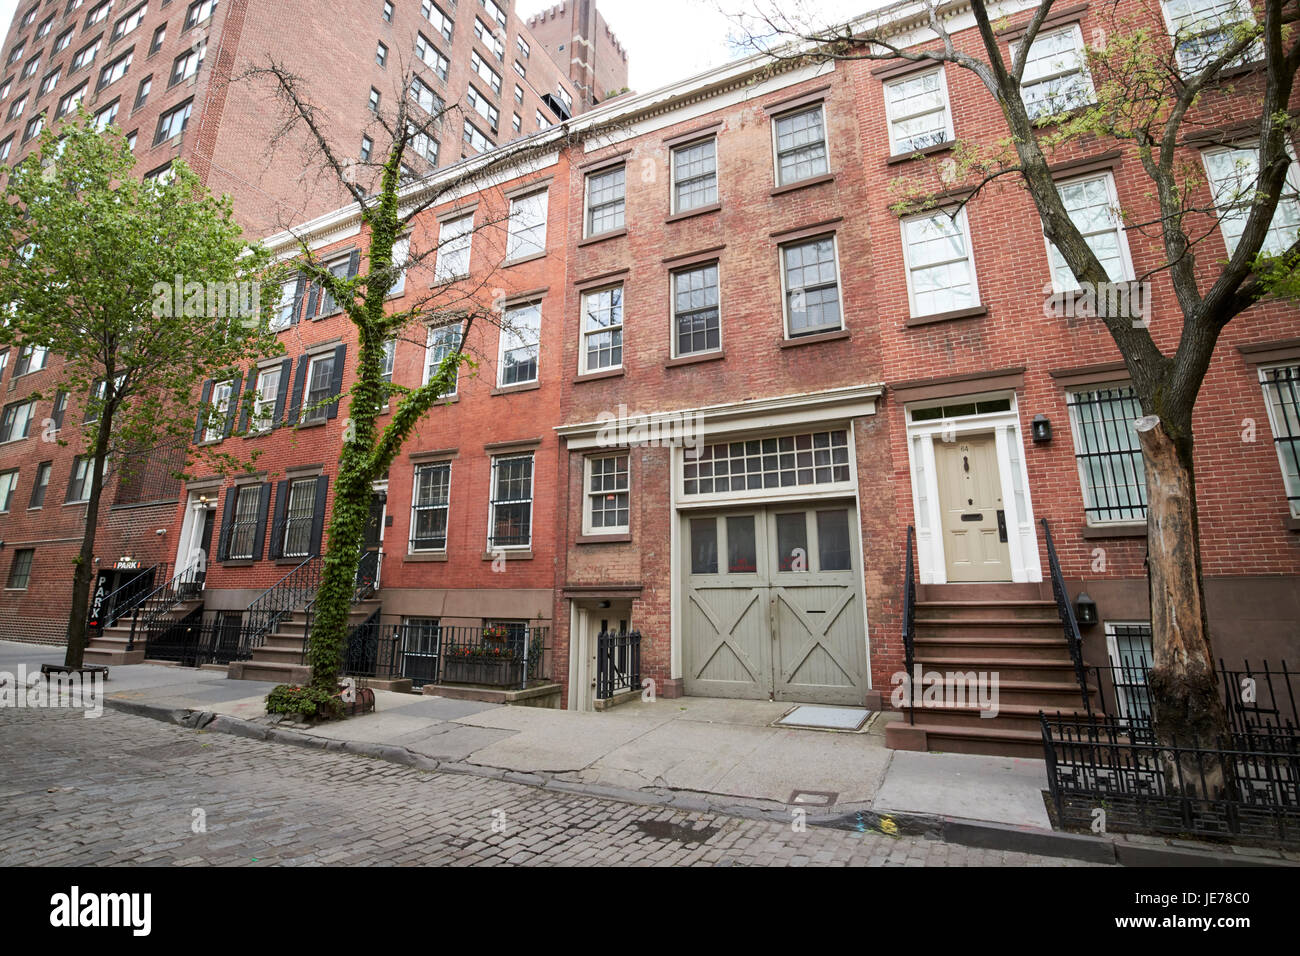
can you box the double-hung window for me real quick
[469,50,501,95]
[1046,172,1134,291]
[56,84,85,118]
[170,42,204,86]
[580,285,623,373]
[0,399,36,442]
[185,0,218,30]
[98,50,132,91]
[884,67,953,155]
[14,343,47,375]
[415,34,449,81]
[112,3,148,43]
[1015,25,1094,121]
[671,137,717,213]
[474,18,505,60]
[226,484,262,560]
[499,301,540,387]
[71,39,101,73]
[672,263,720,356]
[781,237,842,337]
[1066,384,1148,524]
[6,548,33,590]
[466,85,499,132]
[67,456,92,503]
[1203,144,1300,257]
[154,98,192,145]
[0,470,17,511]
[1259,364,1300,517]
[585,454,629,534]
[435,213,473,281]
[901,208,980,317]
[301,352,337,425]
[281,477,316,558]
[506,189,547,260]
[422,1,454,42]
[203,379,233,441]
[424,322,462,394]
[251,365,281,432]
[38,67,60,97]
[489,453,533,550]
[410,461,451,551]
[1161,0,1257,73]
[410,75,443,114]
[29,461,51,508]
[773,105,828,186]
[463,119,493,153]
[584,165,625,237]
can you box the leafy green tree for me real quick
[0,112,278,669]
[730,0,1299,756]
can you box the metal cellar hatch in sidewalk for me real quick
[774,705,873,731]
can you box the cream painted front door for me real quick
[935,434,1011,581]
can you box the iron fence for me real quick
[89,562,170,634]
[143,612,256,668]
[1039,519,1092,712]
[335,622,552,689]
[595,629,641,700]
[126,559,205,649]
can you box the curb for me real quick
[102,697,1297,867]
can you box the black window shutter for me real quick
[252,482,272,561]
[347,248,360,278]
[216,487,237,561]
[287,354,309,425]
[223,372,243,438]
[267,480,289,560]
[237,367,254,434]
[272,357,293,427]
[308,474,330,557]
[194,379,214,443]
[303,282,319,321]
[290,274,306,325]
[326,343,347,419]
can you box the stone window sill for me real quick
[578,228,627,248]
[666,351,725,368]
[577,533,632,544]
[405,551,449,562]
[886,141,954,165]
[574,368,624,383]
[780,328,850,349]
[491,380,541,396]
[482,549,533,561]
[666,203,720,224]
[905,305,989,328]
[770,173,834,198]
[1080,523,1147,539]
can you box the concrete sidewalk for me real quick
[4,642,1294,865]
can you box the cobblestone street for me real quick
[0,708,1097,866]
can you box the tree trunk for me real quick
[1135,415,1231,796]
[63,413,114,670]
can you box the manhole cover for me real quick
[774,705,871,731]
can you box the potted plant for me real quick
[442,642,523,686]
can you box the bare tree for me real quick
[726,0,1300,762]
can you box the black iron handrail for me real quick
[1039,518,1092,713]
[243,555,321,652]
[902,525,917,724]
[126,559,203,650]
[90,561,170,633]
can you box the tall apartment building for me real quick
[525,0,627,109]
[3,0,1297,754]
[0,0,593,646]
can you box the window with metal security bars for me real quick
[585,166,625,237]
[1066,385,1148,523]
[672,138,717,213]
[580,285,622,373]
[673,263,719,356]
[227,485,262,560]
[1106,622,1153,724]
[586,455,629,533]
[282,478,316,558]
[683,430,851,496]
[489,454,533,549]
[1260,365,1300,517]
[774,105,828,186]
[410,461,450,551]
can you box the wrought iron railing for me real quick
[439,625,551,689]
[1039,518,1092,713]
[126,559,204,650]
[354,548,383,601]
[143,611,254,668]
[902,525,917,724]
[89,561,170,634]
[342,605,392,679]
[243,555,321,652]
[595,628,641,700]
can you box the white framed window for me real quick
[580,284,623,373]
[1066,384,1148,525]
[488,453,533,550]
[672,263,720,357]
[1161,0,1257,73]
[410,460,451,551]
[1203,144,1300,257]
[1014,24,1094,121]
[498,301,540,387]
[316,254,354,316]
[682,429,852,498]
[271,280,297,330]
[251,364,282,432]
[584,165,625,237]
[883,67,954,155]
[203,379,233,441]
[281,477,316,558]
[671,137,718,213]
[423,321,462,394]
[301,352,337,424]
[506,189,548,260]
[0,470,17,512]
[780,236,842,337]
[1105,621,1153,723]
[1046,171,1135,291]
[226,484,262,560]
[773,104,829,186]
[387,237,411,298]
[901,208,980,317]
[410,75,443,115]
[422,0,454,42]
[584,454,630,534]
[415,34,449,81]
[1259,364,1300,518]
[434,213,473,281]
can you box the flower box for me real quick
[442,656,523,687]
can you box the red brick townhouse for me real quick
[177,136,573,670]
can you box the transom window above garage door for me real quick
[682,429,850,497]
